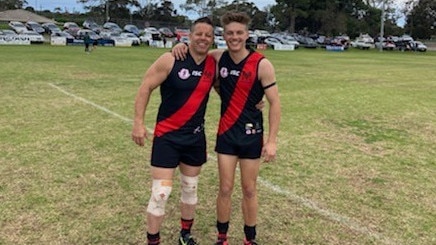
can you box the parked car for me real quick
[159,27,174,38]
[298,36,318,48]
[51,31,74,40]
[42,22,61,34]
[254,29,270,37]
[20,30,45,43]
[25,21,45,34]
[140,29,162,45]
[411,41,427,52]
[8,21,27,34]
[120,32,141,45]
[83,20,102,34]
[375,40,396,50]
[264,36,297,49]
[396,40,427,52]
[123,24,140,36]
[63,22,81,37]
[281,35,300,48]
[174,28,190,42]
[103,22,122,34]
[214,26,224,36]
[0,29,18,36]
[351,39,373,50]
[214,35,226,48]
[77,29,101,43]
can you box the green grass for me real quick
[1,45,435,245]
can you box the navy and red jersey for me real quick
[154,51,216,144]
[217,50,265,143]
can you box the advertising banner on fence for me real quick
[0,36,31,45]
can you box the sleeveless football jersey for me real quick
[217,50,265,143]
[154,51,216,143]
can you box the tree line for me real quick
[1,0,435,39]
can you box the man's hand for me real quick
[131,123,148,146]
[255,100,265,111]
[171,42,189,60]
[261,141,277,162]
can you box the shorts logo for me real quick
[178,68,190,80]
[193,124,204,134]
[220,67,228,78]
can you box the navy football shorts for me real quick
[151,134,207,168]
[215,133,263,159]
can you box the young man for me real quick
[131,17,216,245]
[172,12,281,245]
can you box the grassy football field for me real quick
[0,45,435,245]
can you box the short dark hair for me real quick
[220,12,251,28]
[191,16,214,32]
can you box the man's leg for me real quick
[240,158,261,243]
[146,166,175,245]
[216,154,238,243]
[178,163,201,244]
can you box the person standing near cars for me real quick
[131,17,216,245]
[84,32,91,53]
[171,11,281,245]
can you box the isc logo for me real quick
[192,71,202,76]
[230,70,240,76]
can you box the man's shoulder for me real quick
[154,52,176,72]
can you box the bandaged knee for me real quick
[147,179,173,216]
[180,174,199,205]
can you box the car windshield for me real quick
[13,22,25,27]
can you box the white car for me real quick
[25,21,45,34]
[254,29,270,37]
[9,21,27,34]
[20,30,45,43]
[120,32,141,46]
[351,39,373,50]
[140,29,161,45]
[214,35,226,48]
[411,41,427,52]
[0,29,17,36]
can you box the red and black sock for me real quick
[244,224,256,241]
[147,232,160,245]
[217,221,229,240]
[180,218,194,236]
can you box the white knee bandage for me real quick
[180,174,199,205]
[147,179,173,216]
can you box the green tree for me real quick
[0,0,27,11]
[271,0,310,33]
[77,0,140,21]
[404,0,436,39]
[181,0,227,17]
[212,1,268,30]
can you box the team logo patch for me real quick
[220,67,229,78]
[178,68,190,80]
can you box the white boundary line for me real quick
[48,83,398,245]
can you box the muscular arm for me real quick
[258,58,281,161]
[132,52,175,146]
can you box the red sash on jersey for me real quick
[154,55,215,137]
[218,52,264,135]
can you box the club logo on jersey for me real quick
[220,67,229,78]
[178,68,190,80]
